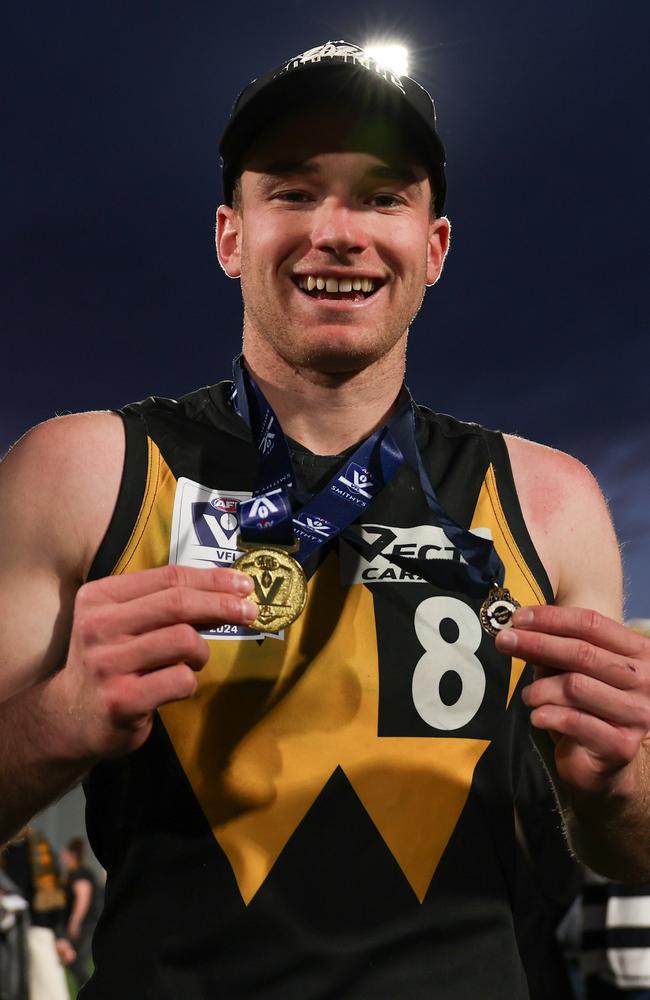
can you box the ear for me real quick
[216,204,242,278]
[425,216,451,287]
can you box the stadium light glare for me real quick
[363,43,409,77]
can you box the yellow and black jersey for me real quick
[82,381,553,1000]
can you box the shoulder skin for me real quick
[504,433,622,619]
[0,411,125,701]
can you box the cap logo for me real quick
[282,42,406,96]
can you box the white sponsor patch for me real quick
[169,477,283,641]
[339,523,493,585]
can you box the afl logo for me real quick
[210,497,238,514]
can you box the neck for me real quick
[241,336,407,455]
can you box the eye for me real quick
[274,190,312,204]
[368,193,404,208]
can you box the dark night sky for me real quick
[3,1,649,615]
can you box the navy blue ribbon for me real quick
[232,356,406,558]
[386,398,505,592]
[231,355,505,596]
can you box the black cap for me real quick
[219,41,447,215]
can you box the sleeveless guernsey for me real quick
[81,381,554,1000]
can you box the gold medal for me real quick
[233,545,307,633]
[480,585,520,637]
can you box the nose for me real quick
[310,198,369,257]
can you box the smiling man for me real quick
[1,40,650,1000]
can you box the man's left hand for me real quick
[495,606,650,797]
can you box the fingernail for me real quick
[512,608,533,626]
[241,599,259,621]
[520,685,530,704]
[233,572,254,595]
[497,628,517,649]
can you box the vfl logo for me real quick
[170,478,286,640]
[338,463,375,499]
[246,491,282,521]
[294,514,336,538]
[192,499,240,550]
[260,415,276,456]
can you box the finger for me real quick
[108,664,199,719]
[133,664,199,710]
[528,704,637,773]
[79,564,254,605]
[96,625,211,675]
[121,588,259,634]
[509,605,647,658]
[523,672,650,729]
[496,628,642,690]
[76,586,258,641]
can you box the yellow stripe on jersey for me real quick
[471,464,549,707]
[113,439,175,575]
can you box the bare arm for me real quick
[502,435,650,880]
[0,412,123,703]
[67,877,92,940]
[0,413,258,844]
[0,413,124,836]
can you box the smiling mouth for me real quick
[292,275,383,302]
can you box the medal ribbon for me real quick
[231,355,505,595]
[232,356,406,559]
[386,396,505,592]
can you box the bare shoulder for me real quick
[0,411,127,698]
[0,410,125,575]
[3,408,124,464]
[503,434,621,615]
[504,433,602,517]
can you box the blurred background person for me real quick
[1,829,72,1000]
[0,866,30,1000]
[60,838,103,993]
[581,870,650,999]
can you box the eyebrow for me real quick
[258,160,422,191]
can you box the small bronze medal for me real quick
[233,544,307,633]
[480,585,521,637]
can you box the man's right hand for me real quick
[42,565,257,763]
[0,413,261,842]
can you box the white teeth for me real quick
[295,275,378,294]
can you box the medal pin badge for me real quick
[480,585,521,637]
